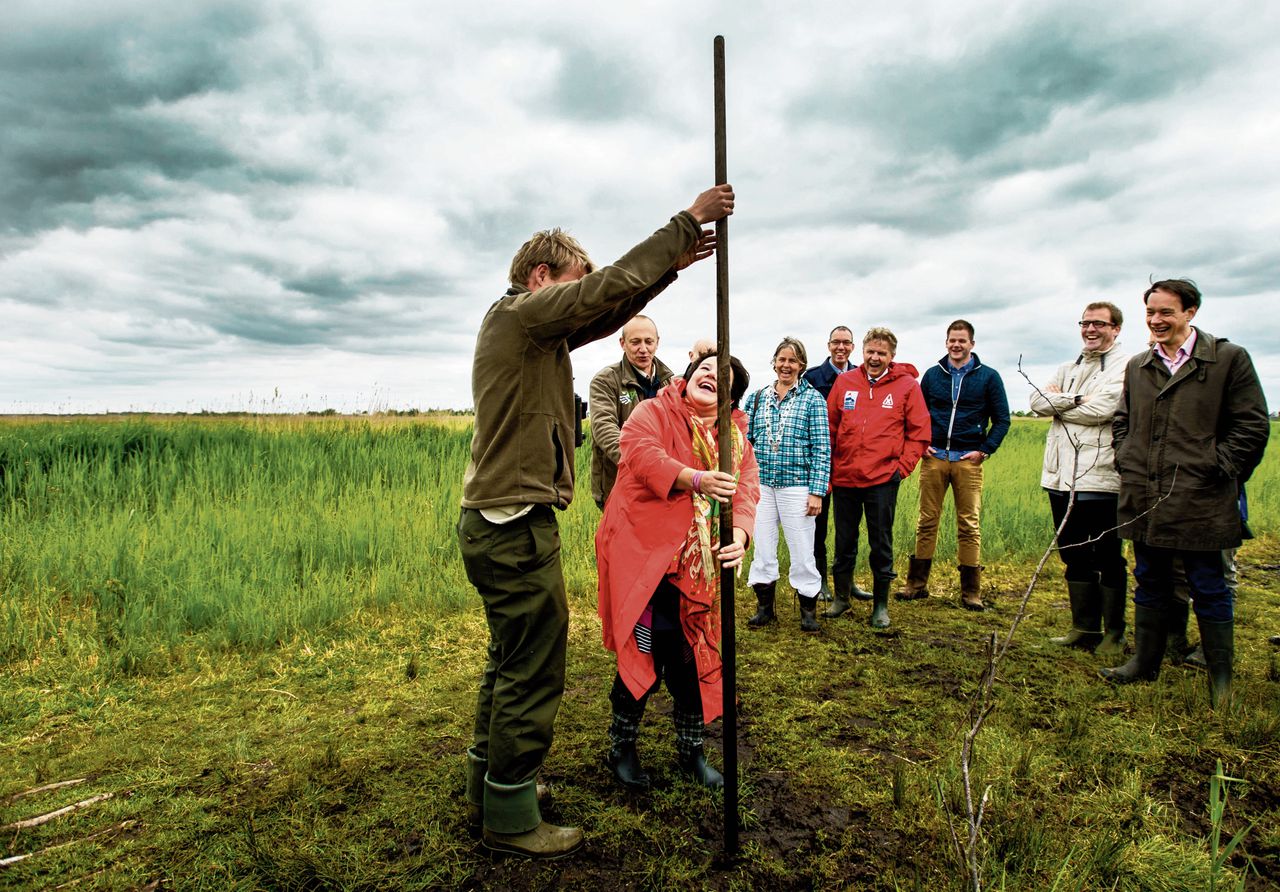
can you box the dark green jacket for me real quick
[461,212,701,510]
[1113,328,1269,550]
[589,356,675,506]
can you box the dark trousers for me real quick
[1133,542,1232,623]
[812,492,832,578]
[457,506,568,785]
[832,477,901,583]
[1047,491,1127,588]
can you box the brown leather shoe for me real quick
[482,820,583,859]
[895,555,932,600]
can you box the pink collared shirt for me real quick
[1155,328,1197,375]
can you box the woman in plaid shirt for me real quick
[743,337,832,632]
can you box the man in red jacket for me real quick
[825,327,931,628]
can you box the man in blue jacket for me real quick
[897,320,1010,610]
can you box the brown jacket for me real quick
[588,356,675,506]
[461,211,701,510]
[1113,328,1269,550]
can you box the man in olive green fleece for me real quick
[457,184,734,859]
[589,315,675,509]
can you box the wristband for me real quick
[691,470,704,493]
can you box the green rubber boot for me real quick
[1050,579,1103,650]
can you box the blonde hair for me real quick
[508,228,595,288]
[863,326,897,352]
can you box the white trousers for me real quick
[747,484,821,596]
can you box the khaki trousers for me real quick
[914,455,984,565]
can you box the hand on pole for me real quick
[712,527,750,568]
[674,230,717,270]
[686,184,735,224]
[697,469,738,503]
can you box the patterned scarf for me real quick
[665,400,744,684]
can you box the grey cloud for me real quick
[548,46,651,122]
[0,4,327,234]
[809,17,1208,161]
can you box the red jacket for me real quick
[596,380,759,723]
[827,362,931,488]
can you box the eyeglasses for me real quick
[1078,320,1114,329]
[829,339,853,346]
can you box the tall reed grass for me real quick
[2,416,1275,673]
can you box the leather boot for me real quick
[1050,579,1103,650]
[851,579,873,601]
[798,595,820,633]
[1164,598,1193,665]
[1096,582,1128,656]
[825,571,852,618]
[1196,618,1233,708]
[869,577,891,629]
[607,742,650,790]
[748,581,776,627]
[1099,605,1165,685]
[482,821,584,859]
[895,555,932,600]
[677,746,724,790]
[481,777,582,858]
[959,565,985,611]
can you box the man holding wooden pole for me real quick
[457,185,733,859]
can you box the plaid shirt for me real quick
[744,377,831,495]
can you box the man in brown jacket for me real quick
[457,184,733,858]
[1100,279,1269,707]
[589,315,675,508]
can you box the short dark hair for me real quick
[1144,278,1201,311]
[947,319,975,339]
[1083,301,1123,326]
[828,326,853,341]
[682,351,751,409]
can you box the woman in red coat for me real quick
[596,352,760,791]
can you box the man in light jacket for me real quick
[1030,301,1129,656]
[1100,279,1269,707]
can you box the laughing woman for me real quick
[743,337,831,632]
[596,352,759,791]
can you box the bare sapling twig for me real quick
[3,778,87,805]
[0,819,136,868]
[1,792,115,831]
[945,358,1178,891]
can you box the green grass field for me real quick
[1,416,1278,890]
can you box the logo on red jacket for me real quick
[881,394,894,408]
[843,391,858,410]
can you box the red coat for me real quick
[827,362,931,488]
[596,381,760,723]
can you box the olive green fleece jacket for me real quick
[461,211,702,510]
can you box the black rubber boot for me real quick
[748,581,776,628]
[677,746,724,790]
[1196,618,1233,708]
[851,579,873,601]
[1164,598,1193,665]
[607,742,651,790]
[869,577,891,629]
[798,595,820,633]
[1097,582,1128,657]
[825,571,852,618]
[1099,605,1165,685]
[895,555,933,601]
[1050,579,1103,650]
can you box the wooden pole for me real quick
[713,33,738,858]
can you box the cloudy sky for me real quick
[2,0,1277,414]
